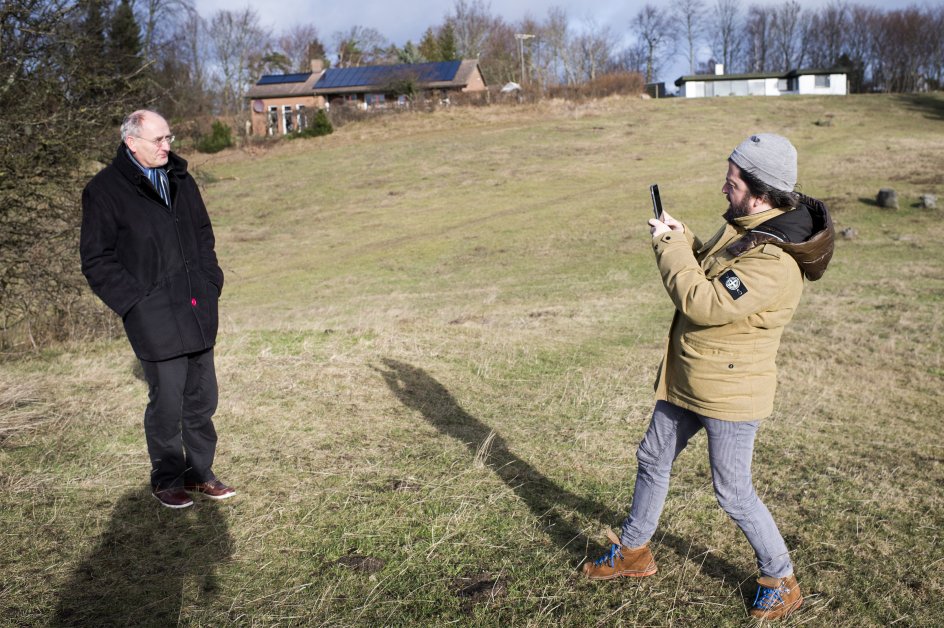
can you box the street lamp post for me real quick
[514,33,535,86]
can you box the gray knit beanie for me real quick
[729,133,797,192]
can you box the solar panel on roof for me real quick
[315,60,462,89]
[257,73,311,85]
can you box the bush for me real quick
[293,109,333,138]
[546,71,646,101]
[195,121,233,153]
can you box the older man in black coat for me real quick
[81,109,235,508]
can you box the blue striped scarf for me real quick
[148,167,171,207]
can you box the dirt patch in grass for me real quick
[454,572,509,605]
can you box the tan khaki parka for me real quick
[651,196,833,421]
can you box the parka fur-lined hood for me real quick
[726,194,835,281]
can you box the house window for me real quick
[267,106,278,136]
[815,75,831,88]
[283,105,294,133]
[296,105,307,131]
[365,93,385,108]
[777,78,789,92]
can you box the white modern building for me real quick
[675,64,848,98]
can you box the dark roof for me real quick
[315,60,463,93]
[246,72,321,98]
[675,67,848,87]
[257,72,312,85]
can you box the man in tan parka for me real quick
[581,134,833,621]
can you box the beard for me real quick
[723,194,752,221]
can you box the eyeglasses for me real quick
[134,134,175,146]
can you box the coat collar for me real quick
[730,207,789,231]
[112,142,189,185]
[698,207,790,257]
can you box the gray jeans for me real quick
[620,400,793,578]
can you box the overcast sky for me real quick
[191,0,926,85]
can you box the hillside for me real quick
[2,93,943,625]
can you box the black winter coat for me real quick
[80,145,224,361]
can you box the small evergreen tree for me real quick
[195,121,234,153]
[294,109,333,138]
[438,24,457,60]
[398,41,421,64]
[108,0,143,77]
[418,28,438,62]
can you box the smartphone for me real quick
[649,184,663,220]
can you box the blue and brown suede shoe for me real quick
[750,573,803,620]
[581,529,658,580]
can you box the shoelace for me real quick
[594,543,623,568]
[753,583,785,610]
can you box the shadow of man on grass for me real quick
[53,486,233,627]
[377,358,745,585]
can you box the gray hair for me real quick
[120,109,163,141]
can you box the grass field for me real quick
[2,93,943,626]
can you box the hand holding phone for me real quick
[649,184,663,220]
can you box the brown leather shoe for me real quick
[152,487,194,509]
[184,479,236,500]
[582,529,657,580]
[750,573,803,620]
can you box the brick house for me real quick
[246,60,327,137]
[246,59,487,136]
[314,59,487,108]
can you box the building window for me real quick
[777,78,789,92]
[815,75,831,88]
[296,105,307,130]
[267,106,278,136]
[283,105,294,133]
[365,93,386,108]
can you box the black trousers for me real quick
[140,348,218,490]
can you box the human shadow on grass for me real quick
[53,487,233,627]
[377,358,745,584]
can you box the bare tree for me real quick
[769,0,805,71]
[279,24,324,72]
[844,4,878,92]
[480,18,517,85]
[873,7,935,92]
[541,7,579,86]
[331,26,388,67]
[134,0,193,65]
[744,5,773,72]
[573,18,617,83]
[671,0,706,75]
[926,6,944,89]
[449,0,493,59]
[151,6,213,118]
[804,0,848,69]
[207,8,270,114]
[709,0,743,72]
[633,4,672,84]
